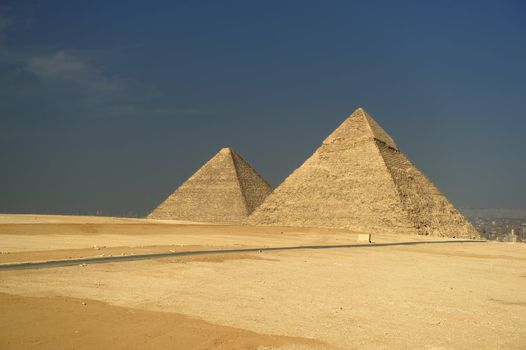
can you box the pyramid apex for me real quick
[322,107,398,150]
[219,147,234,154]
[353,107,366,113]
[348,107,370,118]
[344,107,398,149]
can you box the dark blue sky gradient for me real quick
[0,1,525,216]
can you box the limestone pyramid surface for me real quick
[249,108,479,238]
[148,148,272,223]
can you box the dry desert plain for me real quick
[0,214,525,349]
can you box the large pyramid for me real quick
[249,108,479,238]
[148,147,272,223]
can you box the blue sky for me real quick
[0,1,525,216]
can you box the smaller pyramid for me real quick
[148,147,272,223]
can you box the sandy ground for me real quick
[0,213,206,225]
[1,214,525,349]
[0,292,322,350]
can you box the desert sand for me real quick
[1,214,525,349]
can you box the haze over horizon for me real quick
[1,1,525,216]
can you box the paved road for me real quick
[0,240,485,271]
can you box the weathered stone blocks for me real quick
[148,148,272,224]
[248,108,479,239]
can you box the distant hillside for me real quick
[460,208,526,219]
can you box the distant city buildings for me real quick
[468,216,525,242]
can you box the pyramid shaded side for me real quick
[148,148,248,223]
[230,150,273,215]
[248,114,416,233]
[376,141,480,238]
